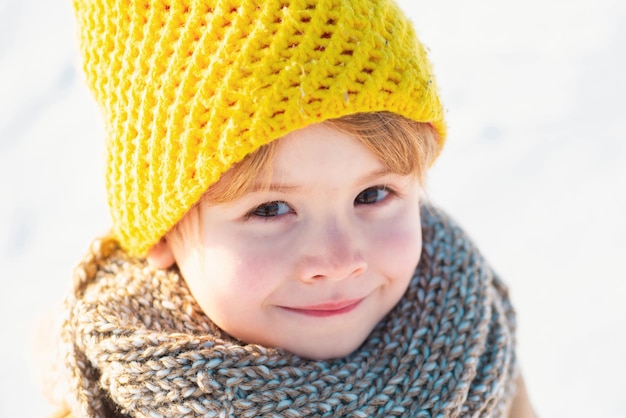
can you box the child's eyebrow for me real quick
[360,168,392,184]
[248,168,391,194]
[250,183,303,193]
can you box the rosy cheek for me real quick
[213,245,287,297]
[178,247,246,303]
[368,218,422,271]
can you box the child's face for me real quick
[167,123,423,360]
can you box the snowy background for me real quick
[1,0,625,416]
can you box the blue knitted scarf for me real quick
[54,205,517,417]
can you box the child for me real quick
[50,0,533,416]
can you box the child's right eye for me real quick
[249,201,292,218]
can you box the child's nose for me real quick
[296,220,368,283]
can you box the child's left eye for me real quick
[249,201,292,218]
[355,186,390,205]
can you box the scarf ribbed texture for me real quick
[55,205,517,417]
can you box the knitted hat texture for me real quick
[73,0,446,255]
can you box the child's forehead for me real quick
[277,123,381,162]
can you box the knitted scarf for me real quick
[54,205,517,417]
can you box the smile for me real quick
[281,298,365,317]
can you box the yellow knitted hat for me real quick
[73,0,446,256]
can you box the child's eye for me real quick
[355,186,390,205]
[249,201,292,218]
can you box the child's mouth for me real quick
[280,298,364,317]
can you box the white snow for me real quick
[1,0,625,416]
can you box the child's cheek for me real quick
[181,246,278,327]
[180,246,242,304]
[212,240,291,297]
[367,214,423,275]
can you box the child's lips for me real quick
[280,298,365,317]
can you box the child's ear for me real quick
[147,238,176,269]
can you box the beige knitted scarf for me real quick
[53,205,517,417]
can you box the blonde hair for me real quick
[203,111,440,204]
